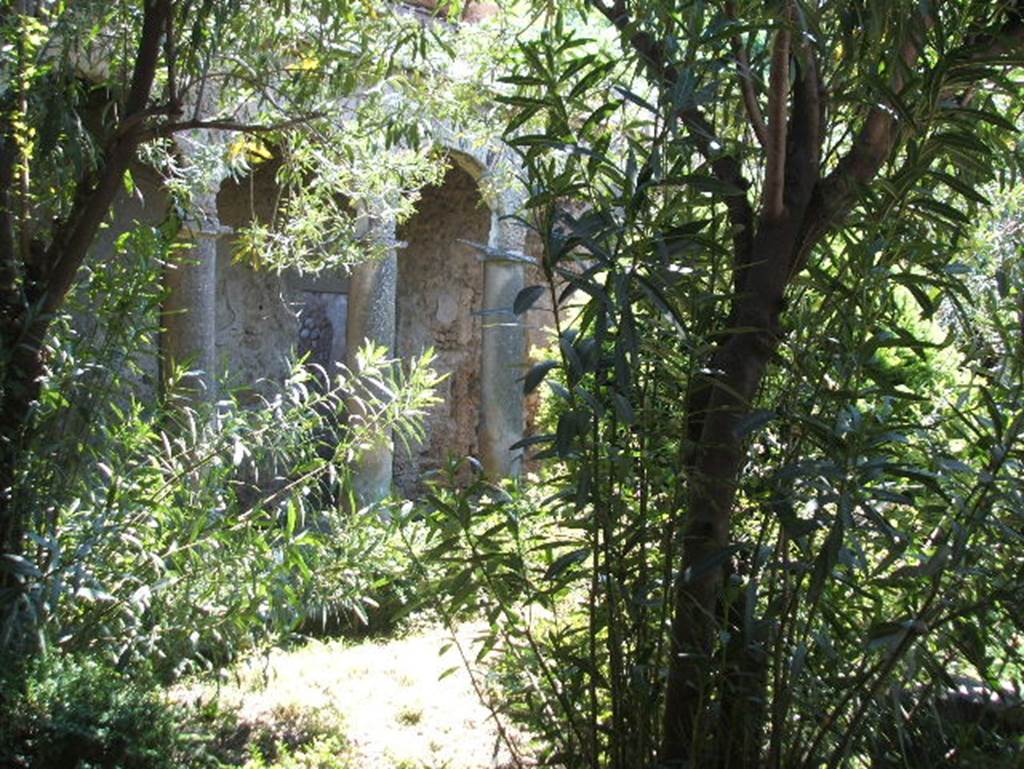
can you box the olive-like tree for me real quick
[489,1,1024,765]
[0,0,434,636]
[583,1,1024,763]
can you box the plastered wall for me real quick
[215,164,350,399]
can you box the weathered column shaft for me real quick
[346,218,397,505]
[479,213,526,478]
[162,216,220,400]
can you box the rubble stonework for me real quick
[395,164,488,494]
[112,112,535,501]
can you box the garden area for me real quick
[2,1,1024,767]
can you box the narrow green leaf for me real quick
[522,360,559,394]
[513,285,546,315]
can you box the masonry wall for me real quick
[94,152,522,495]
[394,164,489,493]
[215,163,350,399]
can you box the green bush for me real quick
[1,222,441,678]
[299,509,428,638]
[0,655,223,769]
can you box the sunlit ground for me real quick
[174,624,532,769]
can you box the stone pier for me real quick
[162,194,223,401]
[478,211,526,479]
[346,215,398,505]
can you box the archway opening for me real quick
[394,161,490,495]
[215,163,351,397]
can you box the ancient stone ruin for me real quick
[103,137,535,507]
[81,2,542,504]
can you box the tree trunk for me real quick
[660,216,802,765]
[0,317,46,597]
[0,0,171,650]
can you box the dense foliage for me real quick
[415,2,1024,768]
[0,4,455,764]
[0,0,473,637]
[4,215,440,656]
[3,1,1024,768]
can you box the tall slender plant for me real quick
[420,3,1024,767]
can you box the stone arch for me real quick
[393,156,491,494]
[214,161,352,398]
[385,136,528,492]
[343,132,529,501]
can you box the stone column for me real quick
[479,212,526,479]
[346,216,398,505]
[161,196,223,402]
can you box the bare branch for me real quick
[782,19,823,216]
[0,134,18,300]
[763,19,791,219]
[725,1,768,148]
[962,1,1024,60]
[152,113,327,138]
[795,30,822,172]
[791,11,934,278]
[795,3,1024,278]
[113,103,177,138]
[818,12,930,200]
[38,0,172,315]
[163,3,181,117]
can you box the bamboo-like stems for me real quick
[725,0,769,148]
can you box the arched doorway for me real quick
[394,162,490,494]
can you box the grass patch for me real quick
[396,705,424,726]
[174,624,530,769]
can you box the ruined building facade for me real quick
[84,3,540,503]
[104,133,536,505]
